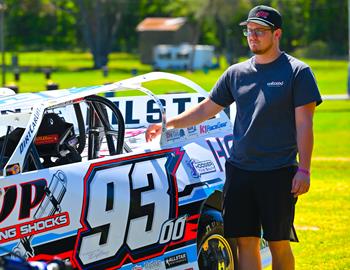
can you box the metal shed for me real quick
[136,17,195,64]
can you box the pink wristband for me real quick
[297,167,310,176]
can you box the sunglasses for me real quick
[243,28,274,37]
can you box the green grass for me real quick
[265,100,350,270]
[304,59,348,95]
[3,51,349,95]
[3,51,350,269]
[293,100,350,270]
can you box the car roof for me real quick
[0,72,214,176]
[0,85,122,112]
[0,72,210,113]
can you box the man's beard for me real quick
[249,41,273,55]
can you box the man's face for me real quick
[245,22,276,55]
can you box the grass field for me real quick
[3,51,349,95]
[266,100,350,270]
[3,51,350,269]
[294,100,350,270]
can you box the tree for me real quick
[5,0,78,51]
[166,0,245,66]
[77,0,127,68]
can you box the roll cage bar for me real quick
[0,72,231,176]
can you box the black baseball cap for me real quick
[239,5,282,29]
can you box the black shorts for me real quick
[223,161,298,242]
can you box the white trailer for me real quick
[153,43,215,70]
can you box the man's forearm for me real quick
[295,102,316,171]
[167,97,224,129]
[296,119,314,171]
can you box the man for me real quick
[146,5,322,270]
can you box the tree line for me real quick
[3,0,348,68]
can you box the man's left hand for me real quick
[291,171,310,197]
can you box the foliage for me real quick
[2,0,348,60]
[5,0,79,51]
[76,0,128,68]
[293,40,331,59]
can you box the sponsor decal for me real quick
[20,107,41,154]
[199,121,227,134]
[192,160,216,175]
[0,171,68,258]
[267,81,284,87]
[186,160,199,178]
[166,129,185,141]
[186,126,197,136]
[164,253,188,269]
[0,179,47,223]
[0,212,70,244]
[35,134,59,145]
[186,159,216,178]
[144,260,163,270]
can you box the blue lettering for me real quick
[173,98,191,114]
[125,101,140,125]
[146,99,165,123]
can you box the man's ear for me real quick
[274,28,282,39]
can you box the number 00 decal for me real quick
[73,148,184,270]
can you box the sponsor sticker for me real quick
[164,253,188,269]
[35,134,59,145]
[186,126,197,136]
[144,260,163,270]
[0,212,70,244]
[186,159,216,178]
[166,129,185,141]
[20,107,41,154]
[199,121,227,134]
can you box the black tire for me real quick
[197,208,238,270]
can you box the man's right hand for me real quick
[145,123,162,142]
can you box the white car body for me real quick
[0,72,271,269]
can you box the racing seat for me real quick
[35,113,81,168]
[0,127,24,156]
[0,128,25,169]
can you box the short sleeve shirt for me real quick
[209,52,322,171]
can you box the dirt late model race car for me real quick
[0,72,271,270]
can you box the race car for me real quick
[0,72,271,269]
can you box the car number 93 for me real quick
[74,149,185,269]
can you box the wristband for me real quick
[297,167,310,176]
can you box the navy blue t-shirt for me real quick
[210,52,322,171]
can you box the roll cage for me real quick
[0,72,231,176]
[0,95,126,175]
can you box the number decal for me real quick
[74,149,184,269]
[159,216,187,244]
[78,165,131,265]
[127,160,170,250]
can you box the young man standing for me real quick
[146,5,322,270]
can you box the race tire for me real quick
[197,208,237,270]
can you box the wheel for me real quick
[197,208,237,270]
